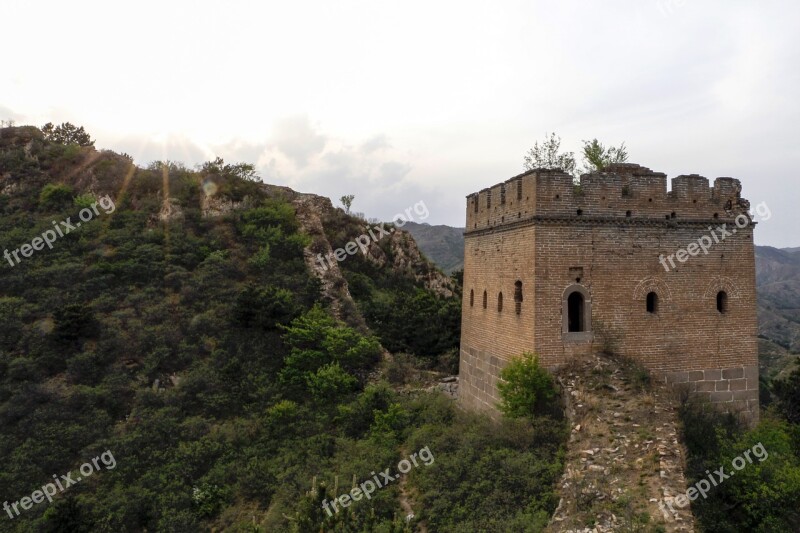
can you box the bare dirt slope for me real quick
[548,354,695,533]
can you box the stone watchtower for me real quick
[459,163,759,422]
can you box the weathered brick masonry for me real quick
[459,163,759,423]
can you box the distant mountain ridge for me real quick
[401,221,465,273]
[754,245,800,378]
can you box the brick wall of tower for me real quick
[459,164,760,423]
[459,225,537,417]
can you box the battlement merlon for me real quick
[465,163,751,231]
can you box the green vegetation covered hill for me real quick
[0,125,566,532]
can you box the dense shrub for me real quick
[497,352,559,419]
[679,398,800,531]
[38,182,74,210]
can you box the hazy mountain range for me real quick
[402,221,466,274]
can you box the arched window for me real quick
[717,291,728,314]
[646,292,658,314]
[514,281,523,315]
[562,285,592,337]
[567,292,585,332]
[469,289,474,307]
[498,292,503,312]
[482,290,487,309]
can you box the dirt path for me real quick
[397,444,428,533]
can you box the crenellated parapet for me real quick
[465,163,751,233]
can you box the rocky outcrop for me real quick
[288,191,368,331]
[279,186,456,328]
[427,375,459,399]
[201,194,247,217]
[363,227,455,298]
[548,354,695,533]
[159,197,185,222]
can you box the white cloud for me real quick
[360,134,390,154]
[0,0,797,246]
[270,115,327,169]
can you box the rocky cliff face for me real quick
[362,228,455,298]
[262,185,456,331]
[284,189,368,330]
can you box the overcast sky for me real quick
[1,0,798,246]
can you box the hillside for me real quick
[401,222,465,274]
[754,245,800,377]
[0,125,565,532]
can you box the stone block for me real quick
[732,390,758,401]
[715,380,729,391]
[688,370,704,381]
[722,367,744,379]
[709,391,733,402]
[695,381,716,392]
[744,365,759,381]
[729,379,747,391]
[729,400,748,412]
[668,371,689,384]
[704,369,722,380]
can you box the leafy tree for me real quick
[774,358,800,424]
[200,156,259,181]
[337,383,395,438]
[279,305,382,394]
[523,134,630,177]
[340,194,355,213]
[192,483,229,518]
[497,352,557,419]
[360,288,460,359]
[306,362,359,401]
[39,182,74,210]
[711,420,800,530]
[42,495,94,532]
[41,122,94,146]
[451,268,464,287]
[523,133,576,175]
[581,138,628,172]
[233,284,299,329]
